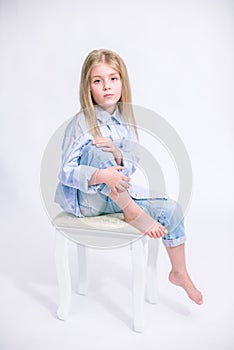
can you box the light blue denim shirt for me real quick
[55,105,140,216]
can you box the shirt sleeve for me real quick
[58,116,99,194]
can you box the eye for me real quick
[93,79,101,84]
[111,76,118,81]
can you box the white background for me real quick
[0,0,233,349]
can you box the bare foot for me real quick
[108,190,168,238]
[124,207,168,238]
[169,271,203,305]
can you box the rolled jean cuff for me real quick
[162,235,186,248]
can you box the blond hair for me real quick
[79,49,138,138]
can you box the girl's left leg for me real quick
[166,244,203,305]
[135,197,203,305]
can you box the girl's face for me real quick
[90,63,122,114]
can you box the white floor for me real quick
[1,202,233,350]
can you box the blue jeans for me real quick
[77,143,186,247]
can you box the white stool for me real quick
[53,211,160,332]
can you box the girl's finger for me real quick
[116,185,125,192]
[113,166,125,170]
[100,147,113,152]
[95,142,109,147]
[93,137,110,144]
[119,180,129,189]
[115,180,129,191]
[121,175,130,182]
[111,187,118,194]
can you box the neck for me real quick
[98,103,117,115]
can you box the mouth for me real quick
[104,94,114,98]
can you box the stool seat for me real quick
[53,212,143,249]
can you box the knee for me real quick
[163,199,184,230]
[80,143,116,167]
[165,198,183,219]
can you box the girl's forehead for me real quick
[90,63,119,76]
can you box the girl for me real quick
[55,49,203,305]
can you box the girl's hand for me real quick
[90,166,130,194]
[92,137,122,165]
[101,166,130,193]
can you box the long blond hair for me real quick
[79,49,138,138]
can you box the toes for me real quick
[150,231,158,238]
[146,232,153,238]
[158,227,166,237]
[156,230,163,238]
[145,223,168,239]
[146,230,159,238]
[197,293,203,305]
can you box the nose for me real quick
[103,79,110,90]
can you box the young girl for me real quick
[55,49,203,305]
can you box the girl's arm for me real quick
[59,115,100,194]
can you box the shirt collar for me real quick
[95,104,122,124]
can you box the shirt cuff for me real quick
[77,165,100,193]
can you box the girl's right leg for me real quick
[78,143,168,237]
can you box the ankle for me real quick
[170,269,188,276]
[123,204,142,221]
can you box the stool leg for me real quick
[131,237,146,332]
[54,229,71,320]
[76,244,88,295]
[146,238,160,304]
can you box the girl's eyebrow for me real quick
[91,72,119,78]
